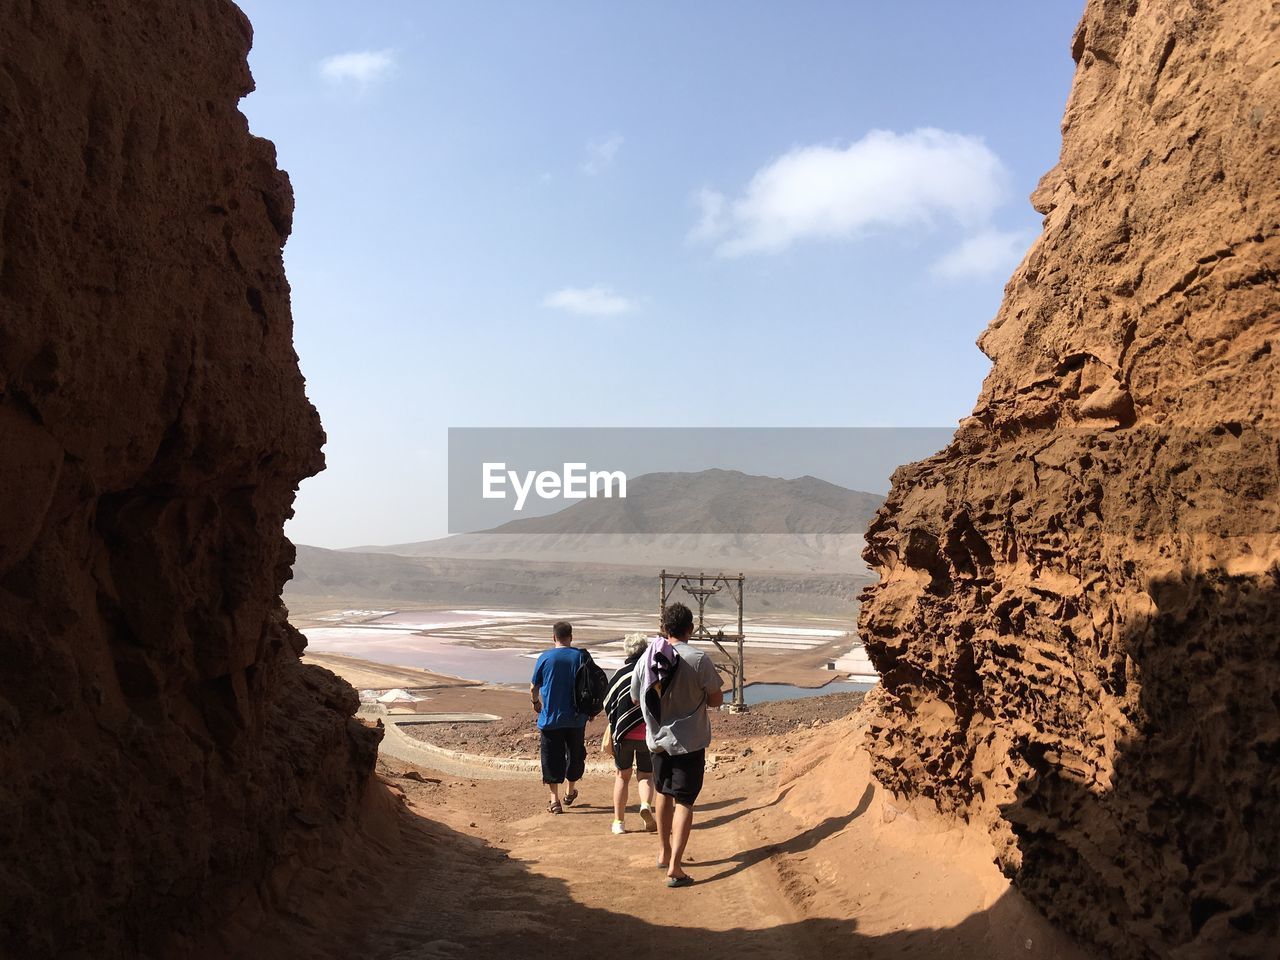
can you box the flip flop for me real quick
[563,789,579,807]
[666,875,694,888]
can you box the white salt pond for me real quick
[301,608,871,694]
[302,626,538,684]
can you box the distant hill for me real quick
[286,545,871,617]
[288,470,884,611]
[483,469,884,536]
[342,469,884,573]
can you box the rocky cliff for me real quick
[859,2,1279,958]
[0,2,380,956]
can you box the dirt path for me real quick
[358,715,1095,960]
[370,762,833,960]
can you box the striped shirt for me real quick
[604,653,644,740]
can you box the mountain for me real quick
[286,545,870,616]
[483,469,884,536]
[341,469,884,573]
[286,470,885,611]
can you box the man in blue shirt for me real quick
[530,620,588,814]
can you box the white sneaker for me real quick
[611,820,626,835]
[639,805,657,832]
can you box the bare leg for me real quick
[637,772,654,808]
[655,791,674,866]
[613,769,632,822]
[547,782,561,806]
[669,802,694,879]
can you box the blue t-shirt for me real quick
[532,646,587,730]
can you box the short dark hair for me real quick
[552,620,573,642]
[661,603,694,641]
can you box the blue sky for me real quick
[235,0,1084,547]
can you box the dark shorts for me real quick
[539,726,586,784]
[652,748,706,805]
[613,737,653,774]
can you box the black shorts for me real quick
[613,737,653,774]
[652,748,706,805]
[539,726,586,784]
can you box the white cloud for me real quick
[691,128,1008,257]
[543,285,637,317]
[582,134,624,176]
[320,49,396,86]
[932,228,1032,280]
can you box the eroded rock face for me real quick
[859,2,1279,958]
[0,2,380,956]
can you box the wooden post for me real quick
[737,573,746,710]
[658,569,748,711]
[659,569,666,634]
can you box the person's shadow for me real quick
[697,782,874,883]
[698,785,794,830]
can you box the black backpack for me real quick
[573,649,609,718]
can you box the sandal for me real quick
[666,875,694,888]
[548,799,563,815]
[563,788,579,807]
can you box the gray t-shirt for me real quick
[631,642,724,755]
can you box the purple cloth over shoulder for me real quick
[637,636,680,730]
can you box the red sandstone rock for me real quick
[0,2,380,956]
[859,2,1279,958]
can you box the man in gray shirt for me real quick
[631,602,724,887]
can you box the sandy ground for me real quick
[289,652,1096,959]
[400,691,867,758]
[287,703,1098,960]
[307,651,868,758]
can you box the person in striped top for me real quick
[601,632,658,835]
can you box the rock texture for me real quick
[0,2,380,957]
[859,2,1279,958]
